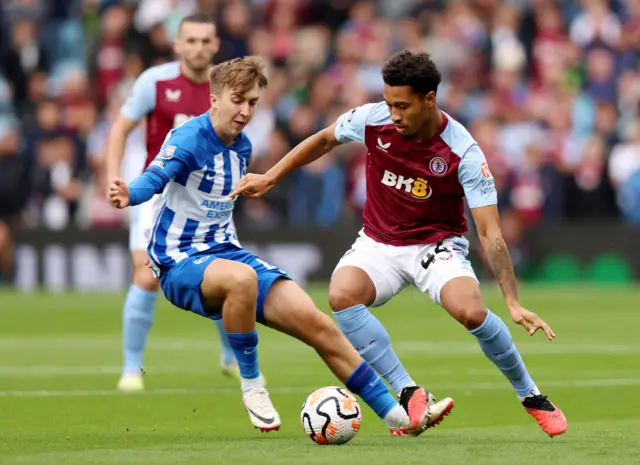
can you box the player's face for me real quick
[383,84,435,138]
[175,22,219,72]
[212,83,261,137]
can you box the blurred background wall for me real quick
[1,0,639,291]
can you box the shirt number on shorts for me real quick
[256,258,283,274]
[421,241,450,270]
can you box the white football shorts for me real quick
[333,230,478,307]
[128,194,163,252]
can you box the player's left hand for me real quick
[229,173,275,200]
[509,305,556,340]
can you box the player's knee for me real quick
[0,222,10,251]
[133,266,159,292]
[451,304,487,330]
[227,267,258,300]
[204,262,258,301]
[441,277,487,329]
[328,283,364,312]
[443,285,486,329]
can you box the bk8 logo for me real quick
[381,170,433,199]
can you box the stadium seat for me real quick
[585,253,634,284]
[535,253,583,283]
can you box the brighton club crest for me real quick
[429,156,448,177]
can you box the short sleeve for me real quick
[334,103,378,143]
[458,144,498,209]
[121,69,158,121]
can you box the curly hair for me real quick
[382,50,442,95]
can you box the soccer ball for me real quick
[300,386,362,445]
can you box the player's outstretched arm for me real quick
[108,170,165,209]
[105,114,138,189]
[230,123,342,199]
[105,68,156,198]
[471,205,555,341]
[109,137,192,209]
[460,144,555,340]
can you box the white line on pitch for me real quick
[0,338,638,355]
[1,378,640,398]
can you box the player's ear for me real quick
[173,38,180,57]
[210,93,217,109]
[424,91,436,108]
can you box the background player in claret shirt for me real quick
[107,56,433,436]
[105,14,238,392]
[231,50,568,437]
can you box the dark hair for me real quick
[179,12,216,29]
[382,50,442,95]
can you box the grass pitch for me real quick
[1,284,639,464]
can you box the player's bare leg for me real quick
[440,277,567,436]
[118,250,238,391]
[0,221,15,284]
[264,279,430,436]
[118,250,159,392]
[201,259,280,432]
[329,266,452,431]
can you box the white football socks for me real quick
[383,404,411,429]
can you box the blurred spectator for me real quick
[88,4,136,105]
[565,133,618,218]
[285,104,345,228]
[609,118,640,188]
[569,0,621,48]
[0,17,50,113]
[0,118,28,283]
[0,0,638,234]
[27,98,85,229]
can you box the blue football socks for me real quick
[122,284,158,374]
[334,304,415,395]
[469,309,538,397]
[346,361,398,419]
[227,330,260,379]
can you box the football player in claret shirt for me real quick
[231,50,567,437]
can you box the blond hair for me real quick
[209,56,268,94]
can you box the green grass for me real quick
[1,285,639,465]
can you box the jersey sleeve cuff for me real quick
[467,199,498,209]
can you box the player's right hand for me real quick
[229,173,275,200]
[509,305,556,340]
[108,178,131,209]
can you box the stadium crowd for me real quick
[1,0,640,282]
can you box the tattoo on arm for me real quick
[485,237,518,304]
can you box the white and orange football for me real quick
[301,386,362,445]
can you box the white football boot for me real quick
[220,358,241,381]
[391,389,454,436]
[242,380,281,432]
[117,370,144,392]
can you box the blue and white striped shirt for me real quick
[128,112,252,275]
